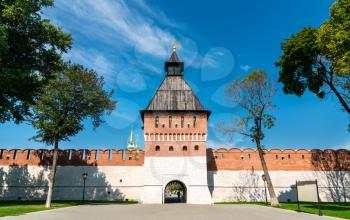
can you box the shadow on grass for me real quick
[304,203,350,211]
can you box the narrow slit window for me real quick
[169,115,172,128]
[155,114,159,128]
[193,115,197,128]
[26,150,31,160]
[181,115,184,128]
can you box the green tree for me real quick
[31,63,116,208]
[223,70,279,206]
[276,0,350,122]
[0,0,71,123]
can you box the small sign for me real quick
[297,180,318,202]
[296,180,322,216]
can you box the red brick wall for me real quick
[0,148,348,171]
[143,111,208,157]
[206,148,350,171]
[0,149,144,166]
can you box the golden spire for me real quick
[172,41,180,52]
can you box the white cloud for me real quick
[329,142,350,150]
[64,48,115,82]
[134,0,184,29]
[206,139,232,149]
[240,64,251,72]
[54,0,174,58]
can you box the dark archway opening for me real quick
[164,180,186,203]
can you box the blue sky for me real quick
[0,0,349,150]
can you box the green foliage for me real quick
[0,0,72,123]
[276,27,325,98]
[276,0,350,115]
[226,70,275,142]
[166,182,184,192]
[318,0,350,75]
[31,63,116,145]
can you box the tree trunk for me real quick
[256,140,279,206]
[45,140,59,208]
[328,81,350,115]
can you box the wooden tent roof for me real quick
[145,75,205,111]
[141,50,208,114]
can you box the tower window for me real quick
[183,146,187,151]
[181,115,184,128]
[169,115,172,128]
[302,155,305,159]
[155,114,159,128]
[187,123,190,128]
[194,145,199,151]
[169,146,174,151]
[193,116,197,128]
[155,146,160,151]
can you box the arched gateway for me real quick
[140,46,213,204]
[164,180,187,203]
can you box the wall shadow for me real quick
[278,185,297,202]
[311,150,350,202]
[228,169,265,202]
[0,149,126,201]
[206,149,217,196]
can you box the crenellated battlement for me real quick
[206,148,350,171]
[0,149,144,166]
[0,148,349,171]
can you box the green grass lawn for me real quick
[215,202,350,219]
[0,200,138,217]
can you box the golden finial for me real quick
[173,41,180,52]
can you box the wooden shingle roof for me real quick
[145,75,205,111]
[141,49,209,116]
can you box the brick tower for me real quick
[140,46,213,204]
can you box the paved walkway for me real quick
[1,204,336,220]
